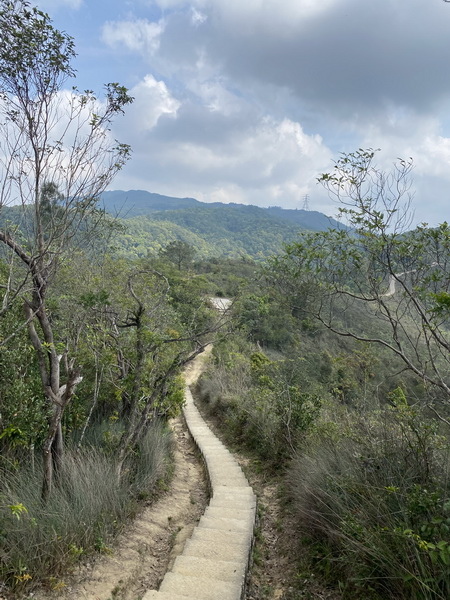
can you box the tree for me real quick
[0,1,133,499]
[273,149,450,409]
[91,265,220,481]
[159,240,196,270]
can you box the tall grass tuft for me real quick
[130,419,172,495]
[289,404,450,599]
[0,420,170,590]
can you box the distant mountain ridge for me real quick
[99,189,344,259]
[101,190,202,216]
[0,191,344,261]
[101,189,341,232]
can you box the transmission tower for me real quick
[302,194,310,211]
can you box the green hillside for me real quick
[101,190,344,259]
[101,190,341,230]
[117,217,216,257]
[101,190,201,216]
[266,205,340,231]
[118,206,304,259]
[0,191,344,260]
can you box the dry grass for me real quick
[289,407,450,599]
[0,421,170,592]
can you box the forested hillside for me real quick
[101,189,340,232]
[0,193,345,260]
[100,189,344,259]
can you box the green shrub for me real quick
[289,404,450,599]
[198,344,321,464]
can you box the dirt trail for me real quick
[33,350,212,600]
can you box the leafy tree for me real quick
[0,0,133,499]
[273,149,450,411]
[0,302,45,458]
[159,240,196,270]
[234,292,296,349]
[98,266,219,480]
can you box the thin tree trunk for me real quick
[78,363,103,448]
[42,406,62,502]
[52,420,64,477]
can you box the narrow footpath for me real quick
[29,347,256,600]
[143,350,257,599]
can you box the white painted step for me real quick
[142,364,256,599]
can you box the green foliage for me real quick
[431,290,450,314]
[79,289,110,308]
[289,404,450,599]
[273,150,450,403]
[199,340,321,464]
[153,375,185,419]
[0,0,75,96]
[234,292,296,349]
[165,270,214,333]
[106,202,340,260]
[192,256,261,303]
[111,216,213,260]
[0,306,46,455]
[388,385,408,406]
[159,240,196,270]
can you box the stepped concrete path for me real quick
[143,381,256,600]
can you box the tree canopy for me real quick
[0,0,133,499]
[272,149,450,409]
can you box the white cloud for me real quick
[190,7,207,26]
[333,108,450,225]
[102,18,164,54]
[152,0,337,24]
[204,184,247,205]
[159,116,329,182]
[420,135,450,178]
[112,90,333,211]
[188,78,244,116]
[116,74,180,134]
[93,0,450,225]
[208,0,339,33]
[358,111,450,181]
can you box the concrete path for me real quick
[143,386,256,600]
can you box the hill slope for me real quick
[101,190,340,230]
[101,190,202,216]
[102,190,343,259]
[0,191,343,260]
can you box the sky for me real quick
[37,0,450,225]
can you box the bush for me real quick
[0,421,170,591]
[198,343,321,464]
[289,404,450,599]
